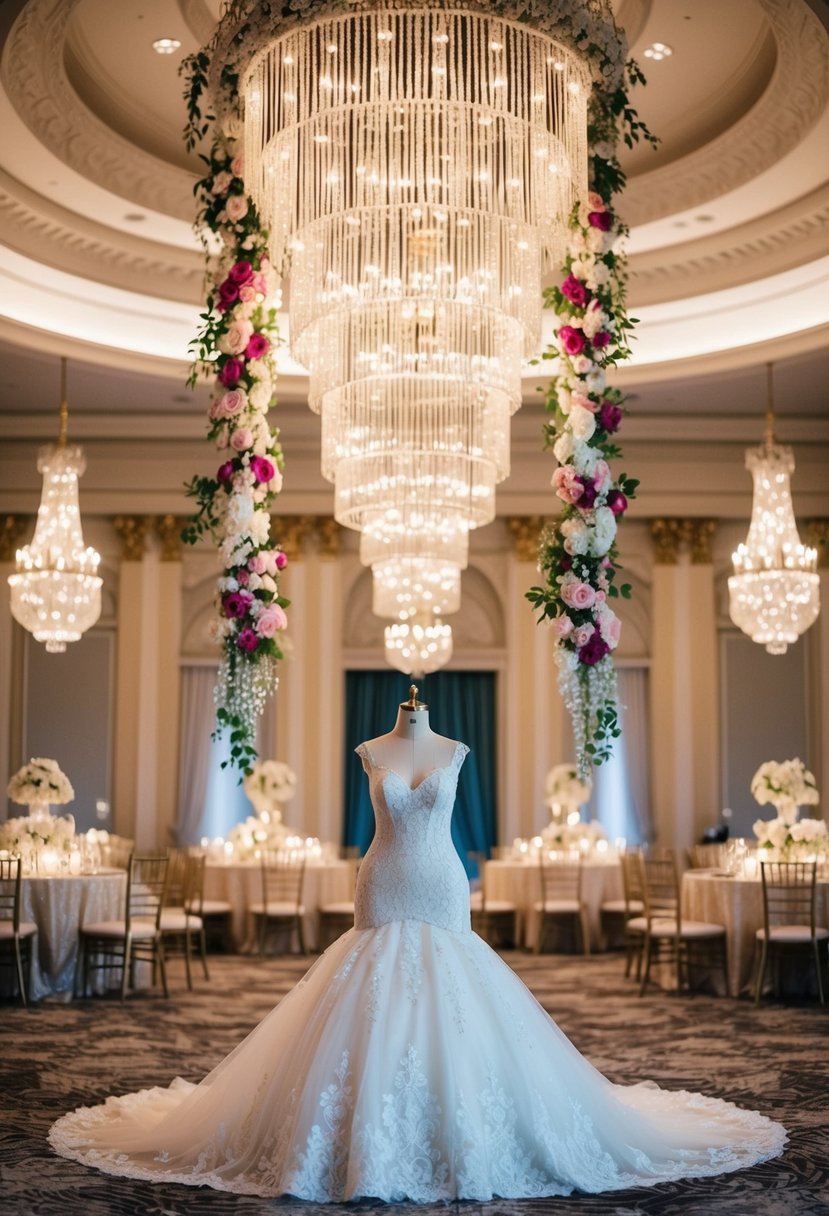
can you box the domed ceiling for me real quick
[0,0,827,520]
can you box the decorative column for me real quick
[0,516,29,810]
[153,516,185,848]
[503,517,570,843]
[112,515,155,847]
[806,520,829,799]
[649,519,719,852]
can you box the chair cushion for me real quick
[601,899,644,915]
[479,900,516,914]
[648,918,725,939]
[248,902,305,917]
[319,902,356,916]
[160,910,203,932]
[81,919,159,940]
[0,920,37,939]
[624,916,648,933]
[533,899,581,913]
[186,899,232,916]
[756,925,829,943]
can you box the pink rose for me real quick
[570,391,596,413]
[230,427,254,451]
[250,455,276,484]
[599,610,622,649]
[226,195,249,222]
[586,191,606,212]
[255,604,288,638]
[552,466,584,506]
[558,325,586,356]
[593,459,611,493]
[231,153,244,177]
[554,614,574,639]
[248,553,267,574]
[275,551,288,571]
[221,320,254,356]
[220,389,246,417]
[561,274,589,308]
[212,171,232,195]
[208,397,224,421]
[573,623,595,648]
[561,581,597,611]
[229,260,254,285]
[239,284,256,302]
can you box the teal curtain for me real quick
[344,670,497,873]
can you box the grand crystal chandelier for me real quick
[241,4,589,636]
[385,611,453,678]
[728,365,819,655]
[8,358,102,653]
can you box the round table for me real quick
[204,859,354,951]
[682,870,829,997]
[484,857,623,950]
[7,870,127,1002]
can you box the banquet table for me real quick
[204,858,354,951]
[1,870,127,1002]
[682,870,829,998]
[483,857,623,950]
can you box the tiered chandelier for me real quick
[8,358,102,653]
[239,3,589,672]
[728,364,819,655]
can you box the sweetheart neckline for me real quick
[364,741,462,793]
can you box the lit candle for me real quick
[40,847,59,875]
[69,849,82,875]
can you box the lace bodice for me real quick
[354,740,471,934]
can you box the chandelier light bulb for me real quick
[384,613,453,678]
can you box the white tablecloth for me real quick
[484,858,623,950]
[204,860,354,951]
[3,870,127,1002]
[682,871,829,997]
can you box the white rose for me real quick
[557,387,572,415]
[569,404,596,442]
[586,369,606,394]
[591,506,617,557]
[247,510,271,546]
[225,493,253,532]
[553,432,576,464]
[247,572,262,591]
[573,443,598,478]
[250,381,273,411]
[767,820,790,849]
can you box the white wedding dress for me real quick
[50,741,786,1201]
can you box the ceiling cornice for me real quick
[1,0,196,221]
[622,0,829,225]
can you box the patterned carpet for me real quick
[1,947,827,1216]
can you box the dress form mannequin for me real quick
[363,685,458,788]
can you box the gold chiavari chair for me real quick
[78,854,169,999]
[686,843,727,870]
[754,860,828,1006]
[318,854,361,951]
[602,849,646,978]
[0,857,38,1006]
[469,852,517,948]
[159,849,208,990]
[249,852,306,956]
[636,852,727,997]
[534,856,589,955]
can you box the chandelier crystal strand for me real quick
[728,365,819,655]
[8,359,102,653]
[384,612,454,678]
[242,6,588,606]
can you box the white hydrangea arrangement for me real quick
[6,758,74,807]
[243,759,297,818]
[544,764,592,812]
[542,817,607,850]
[0,811,76,861]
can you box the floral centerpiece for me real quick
[544,764,592,814]
[752,758,825,861]
[6,758,74,812]
[0,812,76,863]
[541,817,607,851]
[243,759,297,821]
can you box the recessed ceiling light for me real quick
[152,38,181,55]
[643,42,673,61]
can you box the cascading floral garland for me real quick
[527,64,654,776]
[180,124,290,773]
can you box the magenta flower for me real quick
[561,274,589,308]
[217,280,240,312]
[237,626,260,653]
[236,569,249,586]
[223,590,253,619]
[558,325,586,356]
[229,260,254,285]
[579,634,610,665]
[588,210,613,232]
[245,332,271,360]
[275,551,288,571]
[219,358,245,388]
[250,455,276,484]
[558,554,573,572]
[606,489,628,517]
[216,461,235,485]
[598,401,623,433]
[592,330,611,349]
[578,478,598,508]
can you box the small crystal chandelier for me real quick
[728,364,819,655]
[385,612,453,678]
[8,358,102,653]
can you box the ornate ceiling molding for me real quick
[1,0,196,221]
[622,0,829,225]
[0,168,202,303]
[629,182,829,306]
